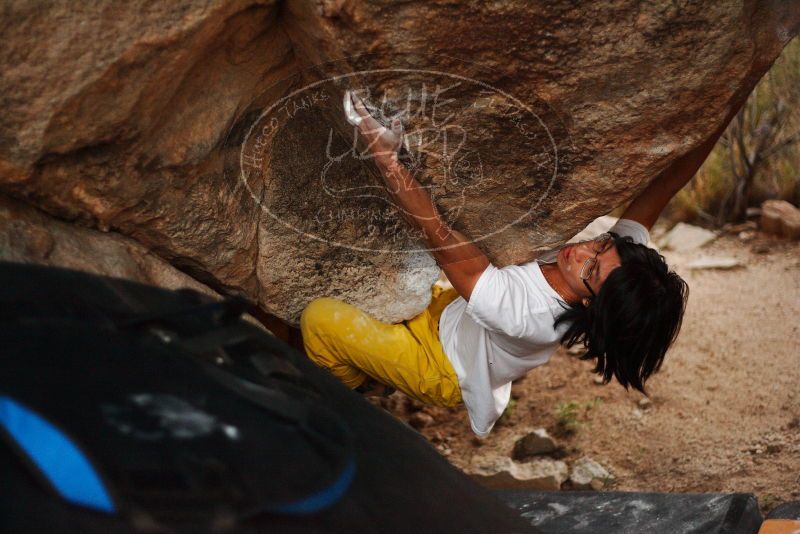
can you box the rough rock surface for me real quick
[1,1,798,323]
[0,195,218,296]
[468,457,568,491]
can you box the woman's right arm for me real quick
[347,92,490,300]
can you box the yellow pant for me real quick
[300,285,462,407]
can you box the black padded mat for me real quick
[496,490,762,534]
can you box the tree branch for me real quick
[761,128,800,160]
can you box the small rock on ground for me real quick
[408,411,434,429]
[468,457,568,491]
[761,200,800,239]
[570,456,613,490]
[658,222,717,251]
[686,256,742,270]
[513,428,558,460]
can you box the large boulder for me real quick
[0,195,217,297]
[1,1,798,323]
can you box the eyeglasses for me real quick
[579,233,614,299]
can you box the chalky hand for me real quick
[343,90,405,164]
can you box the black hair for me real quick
[554,233,689,394]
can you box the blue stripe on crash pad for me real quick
[0,396,116,513]
[269,458,356,515]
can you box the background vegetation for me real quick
[664,37,800,225]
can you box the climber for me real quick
[301,90,723,437]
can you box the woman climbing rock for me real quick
[301,90,724,438]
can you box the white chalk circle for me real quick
[237,65,560,254]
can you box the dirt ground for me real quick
[372,229,800,514]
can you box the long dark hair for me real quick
[554,233,689,394]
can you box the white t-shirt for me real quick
[438,218,650,437]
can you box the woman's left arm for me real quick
[620,111,740,230]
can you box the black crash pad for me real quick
[495,490,762,534]
[768,501,800,519]
[0,262,538,534]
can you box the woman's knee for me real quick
[300,297,343,335]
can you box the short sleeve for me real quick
[465,264,544,337]
[610,218,650,245]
